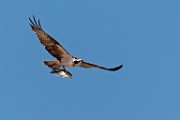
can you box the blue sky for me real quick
[0,0,180,120]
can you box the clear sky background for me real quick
[0,0,180,120]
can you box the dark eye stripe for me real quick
[74,60,80,64]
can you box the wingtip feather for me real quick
[109,64,123,71]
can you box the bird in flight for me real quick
[29,16,123,78]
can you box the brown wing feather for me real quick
[80,60,123,71]
[29,16,71,59]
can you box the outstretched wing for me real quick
[79,60,123,71]
[29,16,71,60]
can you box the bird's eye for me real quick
[74,60,80,64]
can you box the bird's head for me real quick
[73,57,82,66]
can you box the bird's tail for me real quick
[44,60,61,70]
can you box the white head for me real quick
[73,57,82,66]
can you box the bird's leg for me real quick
[50,67,61,73]
[50,69,57,73]
[62,66,66,71]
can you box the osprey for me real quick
[29,16,123,78]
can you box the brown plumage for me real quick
[44,61,61,70]
[79,60,123,71]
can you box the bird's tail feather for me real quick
[44,60,61,70]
